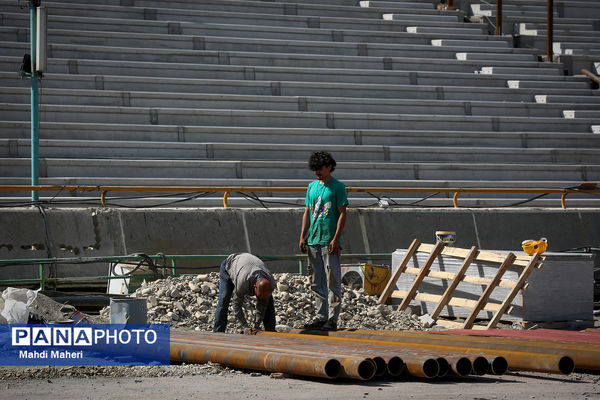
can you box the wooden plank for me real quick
[431,246,478,320]
[378,238,420,304]
[398,241,445,311]
[403,267,517,289]
[462,252,516,328]
[418,243,530,267]
[391,290,502,313]
[486,253,541,329]
[436,319,487,330]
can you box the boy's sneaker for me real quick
[321,319,337,331]
[303,318,326,329]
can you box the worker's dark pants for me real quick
[213,259,276,332]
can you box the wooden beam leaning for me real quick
[398,241,445,311]
[378,239,420,304]
[486,253,542,329]
[462,252,517,329]
[430,246,479,321]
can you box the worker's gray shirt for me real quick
[225,253,275,328]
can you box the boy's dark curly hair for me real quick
[309,151,336,172]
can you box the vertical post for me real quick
[171,258,177,276]
[496,0,502,35]
[547,0,554,61]
[29,1,39,202]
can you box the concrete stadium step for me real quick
[0,12,512,46]
[2,42,564,75]
[360,1,435,10]
[501,15,600,35]
[4,72,595,103]
[456,53,537,62]
[562,110,600,119]
[0,1,471,32]
[432,39,512,48]
[0,28,527,59]
[536,95,600,104]
[1,56,586,89]
[519,22,597,32]
[35,0,464,20]
[381,13,462,22]
[5,87,599,118]
[554,42,600,55]
[478,66,562,76]
[5,139,600,164]
[5,121,600,149]
[406,26,487,35]
[507,80,591,89]
[2,103,596,133]
[2,158,597,182]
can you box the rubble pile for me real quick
[104,273,424,332]
[0,363,236,381]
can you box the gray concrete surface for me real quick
[0,369,598,400]
[1,207,598,279]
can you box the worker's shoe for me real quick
[303,318,326,329]
[321,319,337,331]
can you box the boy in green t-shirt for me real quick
[299,151,348,331]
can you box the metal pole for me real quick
[496,0,502,35]
[29,1,39,202]
[547,0,554,61]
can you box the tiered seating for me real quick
[0,0,599,207]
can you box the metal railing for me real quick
[0,252,392,290]
[487,0,554,61]
[0,184,598,209]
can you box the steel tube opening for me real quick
[436,357,450,377]
[489,356,508,375]
[472,356,489,376]
[559,356,575,375]
[386,356,405,377]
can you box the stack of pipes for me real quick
[170,331,507,381]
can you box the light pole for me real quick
[29,0,40,202]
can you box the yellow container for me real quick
[361,264,392,295]
[521,237,548,255]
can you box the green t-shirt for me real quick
[305,178,349,246]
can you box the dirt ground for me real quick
[2,368,599,400]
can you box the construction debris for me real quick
[0,363,236,381]
[101,273,424,332]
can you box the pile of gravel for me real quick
[100,273,424,332]
[0,363,236,381]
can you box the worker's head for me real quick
[254,278,273,300]
[309,151,336,181]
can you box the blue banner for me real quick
[0,324,170,366]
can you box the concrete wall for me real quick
[1,207,599,280]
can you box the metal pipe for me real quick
[170,342,342,380]
[171,334,377,380]
[581,69,600,85]
[339,330,588,372]
[286,330,572,374]
[489,356,509,375]
[547,0,553,61]
[471,356,490,376]
[496,0,502,35]
[29,1,39,202]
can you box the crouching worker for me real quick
[213,252,276,333]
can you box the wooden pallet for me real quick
[379,239,542,329]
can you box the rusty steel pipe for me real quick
[444,356,473,377]
[332,330,583,373]
[471,356,490,376]
[255,331,448,378]
[171,334,377,380]
[170,341,341,379]
[489,356,509,375]
[286,330,572,374]
[384,356,406,377]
